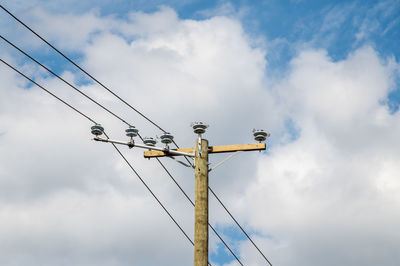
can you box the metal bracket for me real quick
[128,140,134,149]
[167,156,195,168]
[208,151,242,172]
[198,137,202,157]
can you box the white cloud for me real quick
[0,6,277,265]
[0,4,399,266]
[241,44,400,265]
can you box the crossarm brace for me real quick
[209,151,242,172]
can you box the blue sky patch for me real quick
[211,224,246,264]
[284,118,301,143]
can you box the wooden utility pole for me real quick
[194,138,209,265]
[144,141,265,266]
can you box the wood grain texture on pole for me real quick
[194,139,209,266]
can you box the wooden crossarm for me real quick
[209,143,266,153]
[143,143,265,158]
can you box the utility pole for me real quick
[143,123,268,266]
[91,122,269,266]
[194,138,209,265]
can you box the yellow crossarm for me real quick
[143,143,265,158]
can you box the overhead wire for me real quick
[156,158,244,266]
[0,4,192,167]
[0,34,132,128]
[0,5,272,264]
[0,4,162,132]
[0,57,212,266]
[1,34,243,266]
[0,57,96,124]
[209,187,273,266]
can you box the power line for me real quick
[105,133,210,266]
[157,158,244,266]
[0,35,243,265]
[0,57,96,124]
[0,57,212,266]
[209,187,273,266]
[0,4,193,168]
[0,6,272,264]
[0,4,163,133]
[0,34,132,127]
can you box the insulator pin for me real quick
[191,122,208,135]
[160,132,174,144]
[91,124,104,136]
[253,129,270,142]
[126,126,139,138]
[143,137,157,146]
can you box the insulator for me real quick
[160,132,174,144]
[191,122,208,135]
[126,126,139,138]
[143,137,157,146]
[91,124,104,136]
[253,129,270,142]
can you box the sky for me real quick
[0,0,399,265]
